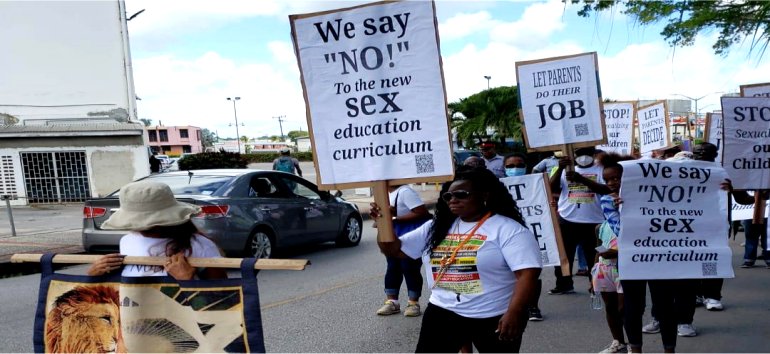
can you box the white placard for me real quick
[516,52,604,150]
[597,102,635,154]
[720,97,770,190]
[500,173,561,267]
[731,193,769,221]
[637,101,670,154]
[740,82,770,98]
[290,1,452,187]
[618,160,733,279]
[704,112,723,160]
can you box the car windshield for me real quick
[110,175,234,196]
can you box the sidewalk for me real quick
[0,187,440,268]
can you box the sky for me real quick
[124,0,770,140]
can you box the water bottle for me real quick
[591,293,603,310]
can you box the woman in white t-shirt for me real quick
[371,167,542,352]
[87,181,226,280]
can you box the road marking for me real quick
[260,273,383,310]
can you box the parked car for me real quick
[453,149,481,170]
[155,154,171,169]
[82,169,363,258]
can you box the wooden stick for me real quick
[564,144,575,173]
[753,191,766,225]
[10,254,309,271]
[372,181,396,242]
[542,172,570,275]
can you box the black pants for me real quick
[553,218,599,289]
[623,279,688,351]
[698,278,724,301]
[416,303,528,353]
[649,279,697,325]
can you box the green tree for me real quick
[577,1,770,58]
[139,118,152,126]
[287,130,309,143]
[200,128,216,147]
[448,86,522,148]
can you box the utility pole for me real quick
[226,97,241,153]
[274,115,286,141]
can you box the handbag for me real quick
[392,188,433,236]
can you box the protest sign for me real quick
[704,112,723,160]
[33,255,269,353]
[740,82,770,98]
[597,101,635,154]
[731,193,769,221]
[637,101,670,155]
[516,52,605,151]
[618,160,733,279]
[290,1,452,189]
[720,97,770,190]
[500,173,566,269]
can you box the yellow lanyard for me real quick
[433,212,492,287]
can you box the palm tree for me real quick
[449,86,522,148]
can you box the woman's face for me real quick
[443,180,485,219]
[603,167,622,193]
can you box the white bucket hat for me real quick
[101,180,201,231]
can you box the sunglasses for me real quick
[442,190,472,202]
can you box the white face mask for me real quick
[575,155,594,167]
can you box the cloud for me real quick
[489,0,566,49]
[438,11,496,41]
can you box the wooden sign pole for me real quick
[542,173,570,275]
[10,254,310,271]
[753,192,766,225]
[372,180,396,242]
[564,144,575,172]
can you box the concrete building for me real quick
[296,136,312,152]
[145,125,204,155]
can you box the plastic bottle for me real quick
[591,293,603,310]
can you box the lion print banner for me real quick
[34,254,265,353]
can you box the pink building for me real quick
[144,125,204,155]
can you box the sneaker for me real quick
[642,319,660,334]
[599,340,627,353]
[528,308,544,321]
[575,269,590,277]
[705,298,724,311]
[695,296,705,307]
[376,300,400,315]
[548,286,575,295]
[404,302,421,317]
[741,261,755,268]
[677,324,697,337]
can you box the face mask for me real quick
[575,155,594,167]
[505,168,526,177]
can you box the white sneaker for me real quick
[642,319,660,334]
[599,340,627,353]
[376,300,400,315]
[677,324,697,337]
[705,298,724,311]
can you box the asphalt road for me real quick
[0,221,768,352]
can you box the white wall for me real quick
[0,1,136,122]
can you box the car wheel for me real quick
[247,229,274,259]
[336,214,362,247]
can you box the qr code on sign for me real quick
[701,262,717,276]
[415,154,434,174]
[575,123,589,136]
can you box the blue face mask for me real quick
[505,167,526,177]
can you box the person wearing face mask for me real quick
[548,146,611,295]
[503,153,528,177]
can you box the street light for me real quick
[670,91,723,141]
[484,75,491,90]
[226,97,241,153]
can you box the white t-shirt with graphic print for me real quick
[119,232,222,277]
[557,164,606,223]
[399,214,542,319]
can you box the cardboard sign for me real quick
[516,52,605,151]
[731,194,769,221]
[704,112,723,160]
[290,1,452,188]
[740,82,770,98]
[500,173,564,267]
[637,101,670,154]
[720,97,770,190]
[597,101,635,155]
[618,160,733,280]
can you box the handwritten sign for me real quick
[618,160,733,279]
[500,173,562,267]
[598,102,635,155]
[720,97,770,190]
[516,52,605,150]
[637,101,670,154]
[290,1,452,187]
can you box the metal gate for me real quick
[21,151,91,204]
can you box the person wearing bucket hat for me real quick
[87,181,227,280]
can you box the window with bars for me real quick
[20,151,91,204]
[148,131,157,142]
[180,129,189,138]
[0,156,18,200]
